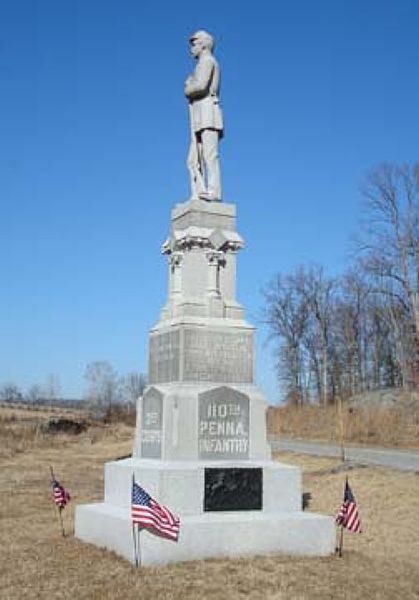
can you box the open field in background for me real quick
[267,389,419,448]
[0,403,95,459]
[1,405,419,599]
[0,403,135,459]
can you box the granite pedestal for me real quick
[75,200,335,565]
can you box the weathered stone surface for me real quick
[149,326,254,385]
[172,199,236,231]
[104,458,301,512]
[76,458,335,566]
[184,328,253,383]
[159,198,245,321]
[198,387,249,460]
[149,330,180,384]
[141,387,163,458]
[133,383,271,462]
[76,500,335,566]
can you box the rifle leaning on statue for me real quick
[188,103,205,197]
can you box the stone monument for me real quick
[185,30,223,202]
[75,31,335,565]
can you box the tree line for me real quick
[263,163,418,405]
[83,361,146,409]
[0,363,147,409]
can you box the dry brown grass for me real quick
[0,404,95,459]
[267,392,419,448]
[1,407,419,599]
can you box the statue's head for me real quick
[189,30,214,58]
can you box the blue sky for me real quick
[1,0,418,401]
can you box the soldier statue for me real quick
[185,30,224,202]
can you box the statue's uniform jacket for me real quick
[187,54,224,137]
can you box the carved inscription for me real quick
[141,388,163,458]
[184,329,253,383]
[149,330,180,384]
[199,387,249,459]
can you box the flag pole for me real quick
[137,526,141,567]
[50,465,65,537]
[337,395,345,463]
[132,523,139,567]
[335,526,340,554]
[131,474,139,567]
[338,524,344,557]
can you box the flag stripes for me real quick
[131,481,180,541]
[52,479,71,509]
[336,480,361,533]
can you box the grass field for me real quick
[267,390,419,448]
[1,405,419,599]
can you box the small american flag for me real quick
[52,479,71,509]
[336,479,361,533]
[131,481,180,542]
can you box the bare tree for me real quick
[0,383,22,403]
[262,163,418,402]
[26,384,43,404]
[84,361,120,410]
[262,271,310,405]
[358,163,419,387]
[43,374,61,407]
[335,271,371,395]
[298,266,336,406]
[367,299,402,388]
[120,372,147,404]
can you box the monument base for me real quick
[76,503,334,566]
[75,458,335,566]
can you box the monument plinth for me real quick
[75,196,335,564]
[75,30,335,565]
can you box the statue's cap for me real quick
[189,30,214,49]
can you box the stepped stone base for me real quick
[74,198,337,565]
[75,457,335,566]
[103,458,301,511]
[76,503,334,567]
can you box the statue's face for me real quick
[190,37,205,59]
